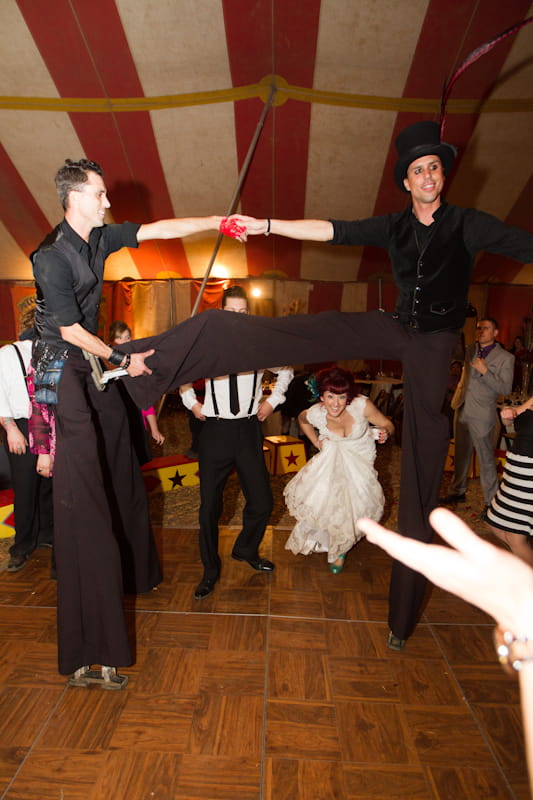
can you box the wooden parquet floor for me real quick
[0,524,529,800]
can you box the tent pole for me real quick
[157,85,277,418]
[190,84,277,317]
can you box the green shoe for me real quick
[329,554,346,574]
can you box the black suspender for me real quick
[12,344,27,378]
[209,371,258,418]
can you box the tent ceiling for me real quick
[0,0,532,284]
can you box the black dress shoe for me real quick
[194,577,217,599]
[7,553,28,572]
[439,492,466,504]
[231,553,275,571]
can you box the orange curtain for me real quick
[109,280,135,338]
[190,278,227,313]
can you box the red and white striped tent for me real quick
[0,0,532,340]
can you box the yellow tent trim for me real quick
[0,74,531,114]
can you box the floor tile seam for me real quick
[458,704,524,800]
[130,609,495,628]
[263,754,445,795]
[133,608,271,619]
[425,619,519,799]
[264,697,492,711]
[268,614,495,628]
[422,620,495,631]
[260,599,273,800]
[0,682,69,800]
[155,524,294,532]
[130,610,389,626]
[0,602,56,610]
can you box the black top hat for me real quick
[394,121,457,192]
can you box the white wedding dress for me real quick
[284,395,384,563]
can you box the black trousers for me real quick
[124,309,458,639]
[7,418,53,558]
[198,417,272,580]
[52,352,161,675]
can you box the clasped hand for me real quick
[127,350,154,377]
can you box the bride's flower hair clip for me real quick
[305,374,320,401]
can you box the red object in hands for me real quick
[220,217,246,238]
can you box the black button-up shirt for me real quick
[330,203,533,332]
[32,219,140,351]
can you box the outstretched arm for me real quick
[359,508,533,633]
[229,215,334,242]
[59,323,154,378]
[137,216,224,241]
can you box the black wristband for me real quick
[108,348,124,366]
[264,218,271,236]
[122,353,131,369]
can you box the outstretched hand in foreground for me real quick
[359,507,533,793]
[358,507,533,635]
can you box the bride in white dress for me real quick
[284,367,394,572]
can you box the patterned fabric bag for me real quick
[32,339,69,404]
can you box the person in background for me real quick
[511,336,531,395]
[109,321,165,461]
[359,508,533,795]
[442,360,463,438]
[0,335,53,572]
[284,366,393,572]
[278,367,313,439]
[180,285,293,600]
[442,318,514,516]
[486,395,533,566]
[19,305,38,341]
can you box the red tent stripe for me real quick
[0,142,51,255]
[222,0,321,279]
[16,0,189,277]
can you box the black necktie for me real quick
[229,373,240,415]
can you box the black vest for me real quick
[390,204,472,332]
[33,224,106,350]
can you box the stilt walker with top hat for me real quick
[121,118,533,651]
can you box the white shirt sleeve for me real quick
[0,341,31,419]
[179,385,198,412]
[265,366,294,409]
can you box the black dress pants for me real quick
[198,416,272,580]
[124,309,458,639]
[52,352,161,674]
[7,418,53,558]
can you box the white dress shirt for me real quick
[181,367,293,419]
[0,340,32,420]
